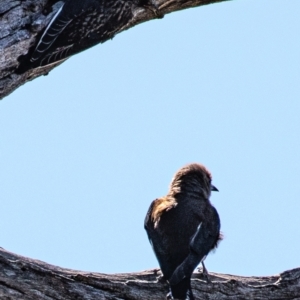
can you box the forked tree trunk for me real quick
[0,247,299,299]
[0,0,227,100]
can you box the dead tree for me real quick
[0,0,227,100]
[0,247,299,299]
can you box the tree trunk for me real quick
[0,0,228,100]
[0,247,299,299]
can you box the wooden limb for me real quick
[0,247,299,299]
[0,0,229,100]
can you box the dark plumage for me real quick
[16,0,158,73]
[144,163,222,300]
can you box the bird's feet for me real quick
[197,262,211,283]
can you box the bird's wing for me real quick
[28,0,100,67]
[144,200,163,263]
[38,44,74,66]
[17,0,136,73]
[30,2,73,63]
[169,209,221,286]
[144,199,165,251]
[144,199,175,276]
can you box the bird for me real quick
[144,163,222,299]
[16,0,161,74]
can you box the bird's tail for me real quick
[168,277,194,300]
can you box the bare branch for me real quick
[0,247,299,299]
[0,0,229,100]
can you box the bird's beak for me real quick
[211,184,219,192]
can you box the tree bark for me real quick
[0,247,299,300]
[0,0,228,100]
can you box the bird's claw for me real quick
[197,264,211,283]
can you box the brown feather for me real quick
[151,196,177,227]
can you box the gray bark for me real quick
[0,247,299,299]
[0,0,228,100]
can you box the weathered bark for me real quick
[0,0,228,100]
[0,247,299,299]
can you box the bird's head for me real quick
[169,163,218,200]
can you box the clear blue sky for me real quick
[1,0,299,277]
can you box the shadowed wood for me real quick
[0,0,229,100]
[0,247,299,299]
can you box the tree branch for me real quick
[0,0,229,100]
[0,247,299,299]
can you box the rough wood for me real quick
[0,247,299,299]
[0,0,229,100]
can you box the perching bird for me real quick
[16,0,160,73]
[144,163,222,299]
